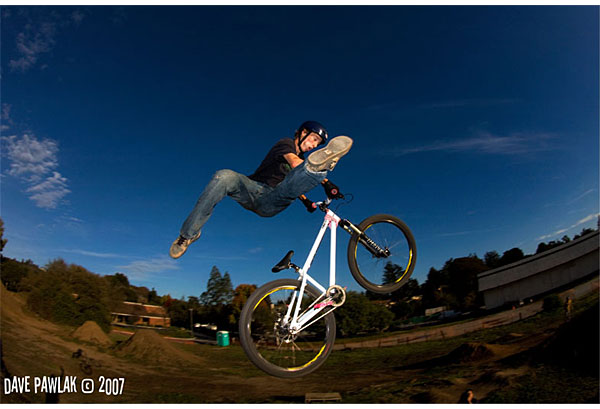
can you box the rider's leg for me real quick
[180,169,269,239]
[254,162,326,217]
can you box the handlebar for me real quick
[298,179,343,213]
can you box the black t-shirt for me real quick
[248,138,303,187]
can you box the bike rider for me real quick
[170,121,353,259]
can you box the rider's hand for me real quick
[322,179,343,200]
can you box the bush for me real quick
[542,295,562,312]
[25,259,113,331]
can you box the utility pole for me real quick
[189,308,194,336]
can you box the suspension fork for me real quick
[339,219,390,258]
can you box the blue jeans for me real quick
[180,163,327,239]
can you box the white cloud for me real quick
[2,133,70,209]
[1,104,13,132]
[390,130,556,156]
[3,134,58,181]
[537,213,599,241]
[61,249,124,259]
[9,21,57,72]
[117,256,179,280]
[26,171,71,209]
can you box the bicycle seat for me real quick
[272,250,294,273]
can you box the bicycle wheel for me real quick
[239,279,336,378]
[347,214,416,294]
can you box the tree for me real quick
[0,218,7,253]
[499,248,525,266]
[1,258,40,291]
[200,266,234,307]
[147,288,161,305]
[231,284,257,324]
[484,251,501,269]
[25,259,113,332]
[334,291,394,336]
[198,266,235,330]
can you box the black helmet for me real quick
[295,120,328,151]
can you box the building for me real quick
[478,231,599,309]
[111,301,171,327]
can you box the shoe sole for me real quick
[169,232,201,259]
[308,136,353,171]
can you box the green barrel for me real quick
[216,331,230,347]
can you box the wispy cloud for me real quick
[6,8,88,72]
[9,21,57,72]
[60,249,125,259]
[436,226,503,238]
[537,213,599,241]
[1,104,13,132]
[117,256,179,280]
[418,98,519,110]
[567,189,597,205]
[2,133,70,209]
[390,130,556,156]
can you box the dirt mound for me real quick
[1,282,29,321]
[115,329,202,366]
[71,321,112,347]
[445,342,496,363]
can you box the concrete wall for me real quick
[477,232,599,309]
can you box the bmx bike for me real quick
[239,186,417,378]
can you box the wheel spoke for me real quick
[240,281,335,377]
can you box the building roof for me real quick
[112,301,168,318]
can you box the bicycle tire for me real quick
[239,278,336,378]
[347,214,417,294]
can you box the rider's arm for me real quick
[283,153,304,169]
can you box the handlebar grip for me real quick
[298,195,317,213]
[322,179,344,200]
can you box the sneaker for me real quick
[307,135,353,172]
[169,232,201,259]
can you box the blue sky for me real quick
[1,6,598,299]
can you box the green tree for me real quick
[1,258,40,291]
[334,291,394,336]
[147,288,161,305]
[0,218,7,253]
[499,247,525,266]
[231,284,257,325]
[26,259,113,332]
[484,251,501,269]
[200,266,234,306]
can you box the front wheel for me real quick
[239,279,336,378]
[347,214,417,294]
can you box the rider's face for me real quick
[299,132,322,152]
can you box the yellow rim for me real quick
[252,285,328,372]
[288,344,328,371]
[253,286,296,310]
[356,221,413,285]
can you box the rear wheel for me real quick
[239,279,336,378]
[347,214,416,294]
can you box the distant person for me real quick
[565,296,573,321]
[458,389,477,403]
[170,121,353,258]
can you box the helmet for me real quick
[295,121,328,152]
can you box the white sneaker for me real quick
[169,232,201,259]
[307,135,353,172]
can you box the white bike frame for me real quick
[285,204,343,334]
